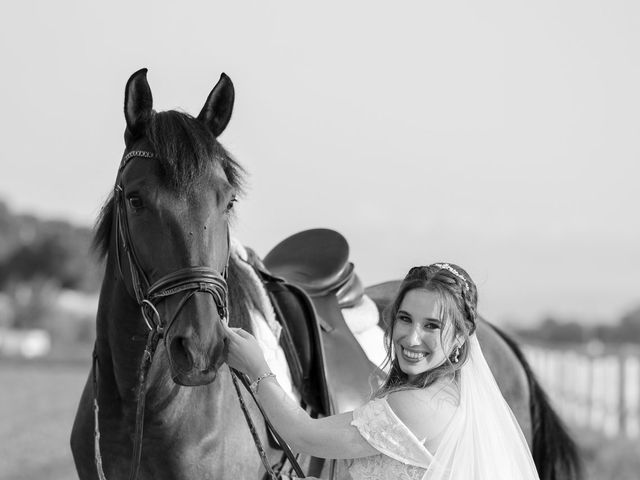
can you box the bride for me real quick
[224,263,540,479]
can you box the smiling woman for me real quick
[378,265,476,397]
[392,289,459,380]
[225,263,546,479]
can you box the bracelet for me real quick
[249,372,276,395]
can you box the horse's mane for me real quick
[226,256,265,332]
[92,109,261,331]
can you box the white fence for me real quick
[524,343,640,438]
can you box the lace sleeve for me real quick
[350,398,433,468]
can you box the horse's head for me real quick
[100,69,243,386]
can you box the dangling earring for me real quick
[450,346,461,364]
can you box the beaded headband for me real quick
[432,263,469,291]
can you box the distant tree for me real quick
[0,201,102,292]
[552,320,588,343]
[6,279,57,329]
[515,316,589,344]
[0,234,101,291]
[617,307,640,343]
[516,305,640,346]
[0,199,20,260]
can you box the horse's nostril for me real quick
[169,337,194,373]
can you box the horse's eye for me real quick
[226,196,237,212]
[128,196,143,209]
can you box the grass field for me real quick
[0,358,638,480]
[0,359,90,480]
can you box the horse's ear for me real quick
[124,68,153,146]
[198,73,234,137]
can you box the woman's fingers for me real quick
[220,320,233,335]
[220,321,249,337]
[221,323,268,378]
[224,324,254,341]
[234,328,253,339]
[221,323,245,342]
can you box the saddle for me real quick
[258,228,381,416]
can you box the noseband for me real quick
[113,149,230,336]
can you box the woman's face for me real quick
[392,288,457,381]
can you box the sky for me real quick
[1,1,639,326]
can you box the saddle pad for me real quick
[341,295,387,370]
[341,295,381,334]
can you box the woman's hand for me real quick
[222,322,270,381]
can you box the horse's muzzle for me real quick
[171,369,218,387]
[167,332,225,386]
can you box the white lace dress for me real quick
[348,397,437,480]
[346,338,541,480]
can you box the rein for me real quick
[229,368,306,479]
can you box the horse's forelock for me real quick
[146,111,246,194]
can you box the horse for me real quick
[71,69,282,479]
[71,69,581,480]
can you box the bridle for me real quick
[93,149,231,480]
[113,149,230,335]
[92,149,305,480]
